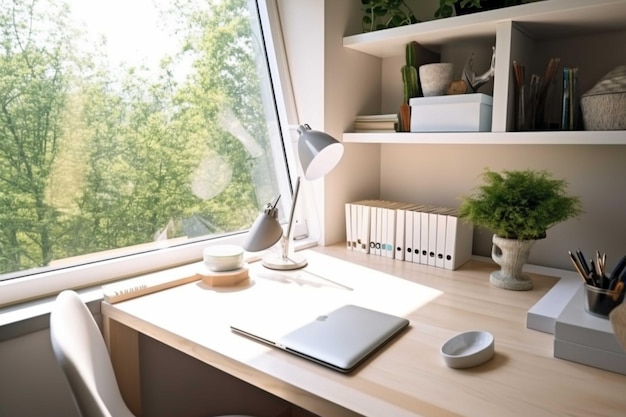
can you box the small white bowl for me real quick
[441,331,495,369]
[203,244,244,272]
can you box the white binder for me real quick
[375,205,383,256]
[427,211,438,266]
[395,207,407,261]
[419,211,430,265]
[444,214,474,270]
[351,203,358,251]
[436,212,448,268]
[358,203,371,254]
[411,210,421,264]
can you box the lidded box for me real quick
[581,65,626,130]
[410,93,493,132]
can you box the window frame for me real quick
[0,0,305,307]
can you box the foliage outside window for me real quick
[0,0,288,283]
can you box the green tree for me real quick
[0,0,280,274]
[0,0,74,271]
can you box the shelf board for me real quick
[344,0,626,58]
[343,131,626,145]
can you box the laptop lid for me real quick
[230,304,409,373]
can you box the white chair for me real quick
[50,290,255,417]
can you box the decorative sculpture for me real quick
[462,46,496,93]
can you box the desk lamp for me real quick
[243,124,344,270]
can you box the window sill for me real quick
[0,237,318,339]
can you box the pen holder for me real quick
[584,284,625,318]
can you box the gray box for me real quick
[554,285,626,374]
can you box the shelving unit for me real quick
[342,0,626,145]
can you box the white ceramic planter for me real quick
[490,234,535,290]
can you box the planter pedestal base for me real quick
[490,234,535,291]
[490,270,533,291]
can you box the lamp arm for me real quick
[281,176,301,260]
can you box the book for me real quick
[354,120,397,130]
[354,114,398,133]
[561,67,579,130]
[355,114,398,122]
[570,67,579,130]
[561,67,570,130]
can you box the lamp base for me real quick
[262,252,307,270]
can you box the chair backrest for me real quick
[50,290,135,417]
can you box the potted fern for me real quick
[459,169,582,290]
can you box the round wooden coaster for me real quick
[197,264,249,287]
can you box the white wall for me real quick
[278,0,384,246]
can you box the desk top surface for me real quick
[101,246,626,417]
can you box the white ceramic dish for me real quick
[441,330,494,369]
[203,244,244,272]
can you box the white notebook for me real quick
[230,304,409,373]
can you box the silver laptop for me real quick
[230,304,409,373]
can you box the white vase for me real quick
[490,234,535,291]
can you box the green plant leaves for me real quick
[361,0,418,32]
[459,169,583,240]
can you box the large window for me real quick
[0,0,294,304]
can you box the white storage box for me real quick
[410,93,493,132]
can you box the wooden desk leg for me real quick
[103,316,142,416]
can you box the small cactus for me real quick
[399,41,421,131]
[402,41,420,104]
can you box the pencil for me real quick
[568,251,591,285]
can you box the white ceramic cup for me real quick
[419,63,454,97]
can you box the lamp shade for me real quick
[297,124,344,180]
[242,201,283,252]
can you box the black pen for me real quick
[589,259,600,287]
[610,256,626,282]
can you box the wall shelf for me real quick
[343,0,626,58]
[343,130,626,145]
[343,0,626,142]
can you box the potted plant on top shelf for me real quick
[458,168,582,291]
[361,0,418,32]
[435,0,541,19]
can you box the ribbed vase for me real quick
[490,234,535,291]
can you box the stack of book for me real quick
[353,114,398,133]
[345,199,473,271]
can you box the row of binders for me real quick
[345,200,474,270]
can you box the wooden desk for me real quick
[102,246,626,417]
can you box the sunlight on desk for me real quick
[228,251,443,362]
